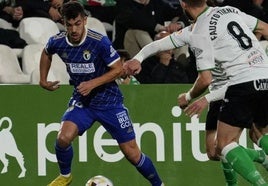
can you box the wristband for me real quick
[185,91,192,102]
[204,93,213,103]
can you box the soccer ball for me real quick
[85,175,113,186]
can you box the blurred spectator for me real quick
[21,0,67,23]
[78,0,117,39]
[116,49,140,85]
[113,0,189,57]
[252,0,268,22]
[0,0,23,27]
[0,0,26,48]
[82,0,116,25]
[0,0,69,27]
[135,31,190,84]
[0,27,26,48]
[216,0,268,22]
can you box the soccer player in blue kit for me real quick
[39,2,164,186]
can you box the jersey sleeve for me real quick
[133,26,191,62]
[99,36,120,66]
[45,32,66,55]
[170,26,191,47]
[239,9,258,31]
[44,36,56,55]
[190,34,215,71]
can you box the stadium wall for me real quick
[0,85,263,185]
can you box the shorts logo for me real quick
[0,117,26,178]
[116,111,132,129]
[254,79,268,91]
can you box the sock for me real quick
[222,142,267,186]
[258,135,268,155]
[243,147,266,163]
[55,141,73,175]
[221,160,237,186]
[135,153,162,186]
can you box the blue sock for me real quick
[55,141,73,175]
[135,153,162,186]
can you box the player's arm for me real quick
[178,70,212,109]
[184,85,227,117]
[254,19,268,40]
[77,59,123,96]
[124,27,190,75]
[124,35,176,75]
[240,9,268,40]
[39,49,60,91]
[178,34,215,109]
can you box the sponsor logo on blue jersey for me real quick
[68,63,95,74]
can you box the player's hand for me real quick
[123,59,141,75]
[178,93,189,109]
[77,81,94,96]
[39,80,60,91]
[166,22,183,33]
[184,96,208,118]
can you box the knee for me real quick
[120,143,141,164]
[57,133,73,148]
[124,149,141,164]
[207,149,219,161]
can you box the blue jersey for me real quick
[45,29,123,109]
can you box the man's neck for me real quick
[188,5,208,21]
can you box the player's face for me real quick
[65,15,87,44]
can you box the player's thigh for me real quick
[219,84,253,129]
[95,107,136,144]
[62,104,95,136]
[216,121,243,150]
[253,92,268,129]
[206,130,218,160]
[206,100,222,131]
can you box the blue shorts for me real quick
[62,102,136,144]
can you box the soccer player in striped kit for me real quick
[39,2,164,186]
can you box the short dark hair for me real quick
[61,1,86,20]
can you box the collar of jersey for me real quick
[65,27,87,47]
[194,6,210,23]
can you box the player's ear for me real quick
[83,16,87,25]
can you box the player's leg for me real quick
[119,140,163,186]
[217,82,268,185]
[47,120,78,186]
[98,107,163,186]
[206,101,237,186]
[48,103,94,186]
[206,130,237,186]
[252,123,268,155]
[249,123,268,169]
[217,121,268,185]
